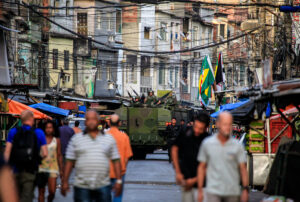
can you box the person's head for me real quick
[180,119,185,125]
[193,112,210,136]
[85,110,99,132]
[110,114,120,128]
[171,117,177,125]
[75,120,80,127]
[20,110,34,126]
[62,119,69,126]
[149,91,153,96]
[44,120,55,136]
[189,121,194,126]
[216,111,233,138]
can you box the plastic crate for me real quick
[265,118,293,153]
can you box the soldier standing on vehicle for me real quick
[172,113,210,202]
[145,91,160,106]
[166,117,180,163]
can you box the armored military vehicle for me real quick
[115,105,196,159]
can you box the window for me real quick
[66,0,70,16]
[207,28,212,43]
[64,50,69,70]
[144,27,150,39]
[193,26,199,46]
[175,23,180,40]
[219,24,225,39]
[126,55,137,84]
[53,49,58,69]
[53,0,59,14]
[183,18,189,35]
[107,12,113,31]
[97,11,102,29]
[170,22,174,41]
[160,23,167,41]
[116,9,122,33]
[240,65,245,86]
[169,69,174,86]
[141,55,150,77]
[175,66,179,88]
[77,13,88,36]
[159,62,165,85]
[226,68,232,87]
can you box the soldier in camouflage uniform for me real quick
[144,91,160,107]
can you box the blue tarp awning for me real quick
[29,103,70,117]
[211,100,250,118]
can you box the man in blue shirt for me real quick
[59,119,74,158]
[4,110,48,202]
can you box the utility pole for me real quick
[284,0,293,79]
[38,41,43,90]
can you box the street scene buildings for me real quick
[1,0,300,202]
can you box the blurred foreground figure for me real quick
[108,114,133,202]
[4,110,48,202]
[172,113,210,202]
[197,112,249,202]
[0,155,18,202]
[37,120,63,202]
[61,110,122,202]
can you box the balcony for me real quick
[141,76,152,87]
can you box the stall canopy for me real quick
[211,100,250,118]
[30,103,70,117]
[8,99,50,119]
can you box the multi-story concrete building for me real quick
[47,0,75,90]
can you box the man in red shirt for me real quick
[108,114,133,202]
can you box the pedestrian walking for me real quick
[59,119,74,159]
[197,111,249,202]
[4,110,48,202]
[37,120,63,202]
[72,120,82,134]
[61,110,122,202]
[0,154,18,202]
[166,117,180,163]
[107,114,133,202]
[172,113,210,202]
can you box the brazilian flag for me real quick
[198,55,215,105]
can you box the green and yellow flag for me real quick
[198,55,215,105]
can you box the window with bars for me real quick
[116,9,122,33]
[53,49,58,69]
[77,13,88,36]
[64,50,69,70]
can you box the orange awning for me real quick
[8,99,51,120]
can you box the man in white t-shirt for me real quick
[197,112,249,202]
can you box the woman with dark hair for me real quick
[37,120,63,202]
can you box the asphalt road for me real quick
[34,150,267,202]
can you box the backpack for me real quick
[9,127,40,173]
